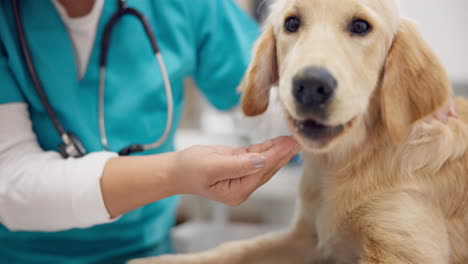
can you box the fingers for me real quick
[205,136,302,207]
[213,153,267,181]
[217,136,296,180]
[448,99,458,118]
[246,136,289,153]
[434,98,458,124]
[435,109,449,124]
[239,136,300,185]
[261,136,300,164]
[235,138,301,191]
[257,139,301,186]
[209,137,300,184]
[231,136,294,155]
[236,141,301,202]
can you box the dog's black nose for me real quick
[292,67,337,108]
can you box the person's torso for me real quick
[1,0,198,154]
[0,197,179,263]
[0,0,201,262]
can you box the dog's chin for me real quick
[287,114,356,153]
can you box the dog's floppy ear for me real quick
[241,25,279,116]
[380,19,451,142]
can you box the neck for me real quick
[57,0,96,18]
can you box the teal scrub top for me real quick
[0,0,259,263]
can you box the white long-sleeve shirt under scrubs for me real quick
[0,0,117,231]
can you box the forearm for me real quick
[101,152,178,218]
[0,103,180,230]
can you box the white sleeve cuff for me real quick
[69,151,119,227]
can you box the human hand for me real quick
[431,98,457,123]
[170,136,301,206]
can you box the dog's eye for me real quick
[284,16,301,33]
[351,19,371,35]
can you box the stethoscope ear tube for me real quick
[100,7,160,68]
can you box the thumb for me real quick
[217,153,267,180]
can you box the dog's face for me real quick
[274,0,400,151]
[242,0,451,153]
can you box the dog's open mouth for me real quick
[294,119,345,139]
[287,115,356,149]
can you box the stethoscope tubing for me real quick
[12,0,174,157]
[12,0,67,138]
[143,52,173,152]
[98,2,174,154]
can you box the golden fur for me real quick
[131,0,468,263]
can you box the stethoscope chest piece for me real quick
[58,132,87,158]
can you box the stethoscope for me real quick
[12,0,174,158]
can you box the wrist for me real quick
[164,149,197,195]
[101,153,181,218]
[155,152,181,196]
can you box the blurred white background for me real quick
[400,0,468,90]
[172,0,467,253]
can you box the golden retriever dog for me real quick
[131,0,468,263]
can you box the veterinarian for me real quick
[0,0,301,263]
